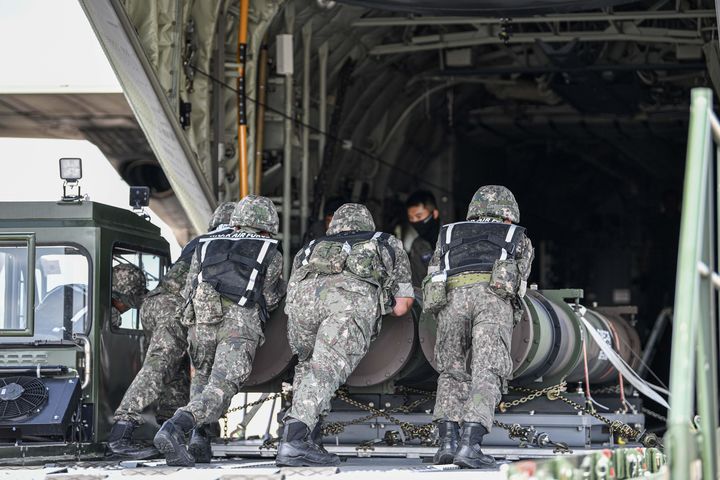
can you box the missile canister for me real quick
[242,289,641,391]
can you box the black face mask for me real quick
[411,213,440,247]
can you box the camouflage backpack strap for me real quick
[298,239,318,266]
[372,232,396,271]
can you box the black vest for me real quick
[177,226,233,266]
[195,230,278,309]
[438,221,525,277]
[297,230,396,267]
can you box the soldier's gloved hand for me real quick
[391,297,414,317]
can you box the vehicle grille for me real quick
[0,352,48,366]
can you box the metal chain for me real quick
[331,391,436,442]
[216,383,653,452]
[323,392,435,437]
[590,384,622,395]
[493,419,572,454]
[554,391,662,449]
[642,407,668,423]
[502,380,663,450]
[220,392,286,439]
[330,386,570,452]
[501,381,568,412]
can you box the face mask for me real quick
[410,213,440,246]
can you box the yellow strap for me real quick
[447,272,491,290]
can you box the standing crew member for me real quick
[106,202,236,459]
[277,203,414,467]
[426,185,533,469]
[406,190,441,288]
[153,195,285,467]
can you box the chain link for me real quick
[503,380,663,450]
[220,392,287,439]
[216,382,656,451]
[330,390,436,442]
[501,381,568,412]
[641,407,668,423]
[553,391,663,449]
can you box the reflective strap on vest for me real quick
[500,224,518,261]
[197,240,212,283]
[443,224,456,272]
[239,239,275,306]
[301,240,316,266]
[446,272,492,290]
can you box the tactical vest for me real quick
[297,231,395,283]
[177,226,232,266]
[438,221,525,277]
[194,230,278,309]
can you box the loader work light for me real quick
[59,158,82,182]
[59,158,83,202]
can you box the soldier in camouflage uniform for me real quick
[276,203,414,467]
[154,195,285,467]
[110,263,147,329]
[106,202,237,459]
[107,262,189,458]
[426,185,533,469]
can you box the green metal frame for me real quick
[666,87,719,479]
[0,233,36,337]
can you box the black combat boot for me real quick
[310,419,339,463]
[153,410,196,467]
[433,421,460,465]
[106,420,160,460]
[188,425,213,463]
[276,418,341,467]
[453,422,497,469]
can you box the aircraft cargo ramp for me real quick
[0,446,665,480]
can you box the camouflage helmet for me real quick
[467,185,520,223]
[112,263,147,308]
[208,201,237,231]
[327,203,376,235]
[162,261,189,294]
[230,195,279,234]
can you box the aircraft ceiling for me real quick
[3,0,715,242]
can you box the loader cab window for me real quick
[0,242,33,334]
[34,245,91,340]
[0,238,91,340]
[112,246,164,331]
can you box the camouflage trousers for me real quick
[113,319,191,424]
[432,283,514,432]
[179,300,264,425]
[286,277,379,427]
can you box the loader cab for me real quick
[0,200,168,463]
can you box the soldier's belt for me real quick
[446,272,491,290]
